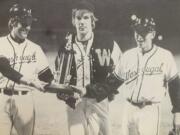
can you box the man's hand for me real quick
[20,76,45,92]
[43,83,83,109]
[29,79,45,92]
[70,85,86,97]
[173,113,180,135]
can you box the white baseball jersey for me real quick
[0,34,50,135]
[114,45,178,103]
[0,35,49,91]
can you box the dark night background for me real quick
[0,1,179,134]
[0,0,180,54]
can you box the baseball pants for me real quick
[121,101,161,135]
[67,98,111,135]
[0,92,35,135]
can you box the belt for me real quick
[0,89,29,96]
[127,98,156,108]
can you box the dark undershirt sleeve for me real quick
[168,75,180,113]
[38,68,54,83]
[0,57,23,83]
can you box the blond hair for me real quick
[72,9,98,29]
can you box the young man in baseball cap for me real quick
[55,0,122,135]
[99,14,180,135]
[0,4,54,135]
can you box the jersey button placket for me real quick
[137,56,147,102]
[132,54,144,102]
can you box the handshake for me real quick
[15,77,84,109]
[20,77,120,109]
[44,83,86,109]
[0,56,82,108]
[20,76,118,109]
[20,76,85,109]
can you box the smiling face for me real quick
[73,9,93,36]
[134,31,156,53]
[10,18,32,40]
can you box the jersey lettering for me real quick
[144,63,164,75]
[125,70,138,80]
[95,49,111,66]
[20,53,37,64]
[8,52,37,65]
[125,63,164,81]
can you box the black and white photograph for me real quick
[0,0,180,135]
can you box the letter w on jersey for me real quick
[95,49,111,66]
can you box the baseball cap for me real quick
[73,0,95,13]
[131,14,156,37]
[9,4,37,26]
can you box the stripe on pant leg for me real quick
[156,106,160,135]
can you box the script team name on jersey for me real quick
[125,63,164,80]
[8,52,37,65]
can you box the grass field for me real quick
[12,53,180,135]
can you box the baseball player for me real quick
[55,1,122,135]
[101,14,180,135]
[0,56,45,89]
[0,4,54,135]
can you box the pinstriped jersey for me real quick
[0,35,49,91]
[114,45,178,102]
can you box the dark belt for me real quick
[0,89,28,96]
[127,98,153,108]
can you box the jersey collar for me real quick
[7,34,27,46]
[75,32,94,56]
[137,44,158,57]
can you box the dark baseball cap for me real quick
[131,14,156,37]
[73,1,95,13]
[9,4,37,26]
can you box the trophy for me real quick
[54,33,74,85]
